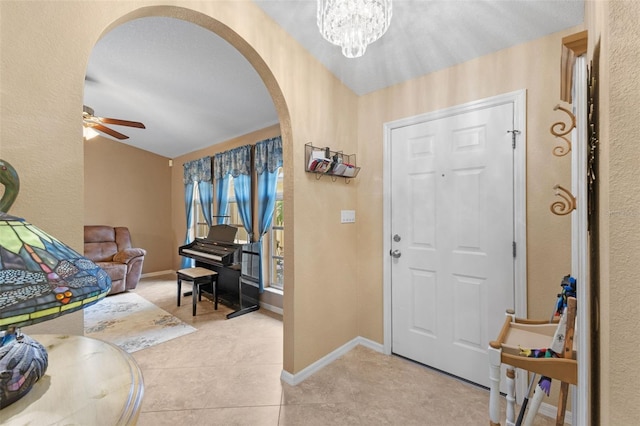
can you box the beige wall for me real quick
[587,0,640,424]
[84,136,173,274]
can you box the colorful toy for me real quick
[554,274,577,318]
[511,275,577,426]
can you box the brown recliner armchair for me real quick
[83,225,146,295]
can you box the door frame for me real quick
[571,56,589,425]
[382,90,527,383]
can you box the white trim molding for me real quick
[280,337,384,386]
[540,402,573,425]
[141,270,174,278]
[571,55,589,426]
[260,301,283,316]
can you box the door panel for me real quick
[391,102,514,387]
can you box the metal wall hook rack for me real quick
[304,142,360,183]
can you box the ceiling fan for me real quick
[82,105,145,140]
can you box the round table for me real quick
[2,334,144,425]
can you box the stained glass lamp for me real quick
[0,159,111,408]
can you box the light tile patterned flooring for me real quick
[132,274,558,425]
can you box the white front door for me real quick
[390,101,515,387]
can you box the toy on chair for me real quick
[554,274,576,319]
[517,275,577,426]
[488,275,577,426]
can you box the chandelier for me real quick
[317,0,393,58]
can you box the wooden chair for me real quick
[176,267,218,316]
[488,297,577,426]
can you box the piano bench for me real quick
[176,267,219,316]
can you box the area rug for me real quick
[84,291,197,353]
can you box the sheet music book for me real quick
[206,224,238,243]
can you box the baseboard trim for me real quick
[259,301,283,316]
[539,402,572,425]
[280,336,384,386]
[141,270,174,278]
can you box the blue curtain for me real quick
[180,181,195,269]
[181,157,212,268]
[214,145,252,178]
[234,174,253,240]
[214,145,252,230]
[255,136,282,235]
[254,136,283,292]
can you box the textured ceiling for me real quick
[84,17,278,159]
[255,0,584,95]
[83,0,584,158]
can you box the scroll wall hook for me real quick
[550,184,577,216]
[550,104,576,157]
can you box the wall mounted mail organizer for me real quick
[305,142,360,182]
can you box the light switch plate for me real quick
[341,210,356,223]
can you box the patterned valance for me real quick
[213,145,252,179]
[183,156,212,184]
[255,136,283,175]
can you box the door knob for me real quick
[390,249,402,258]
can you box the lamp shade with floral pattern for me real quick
[0,159,111,409]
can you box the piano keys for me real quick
[178,225,260,319]
[180,240,239,265]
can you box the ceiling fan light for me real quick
[317,0,392,58]
[81,105,144,140]
[83,126,99,140]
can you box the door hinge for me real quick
[507,129,521,149]
[512,241,517,258]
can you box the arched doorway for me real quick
[82,4,293,391]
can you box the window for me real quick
[192,185,209,239]
[211,149,283,291]
[268,169,284,290]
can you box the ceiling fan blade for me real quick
[91,123,129,140]
[99,117,146,129]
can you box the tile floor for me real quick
[132,274,559,425]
